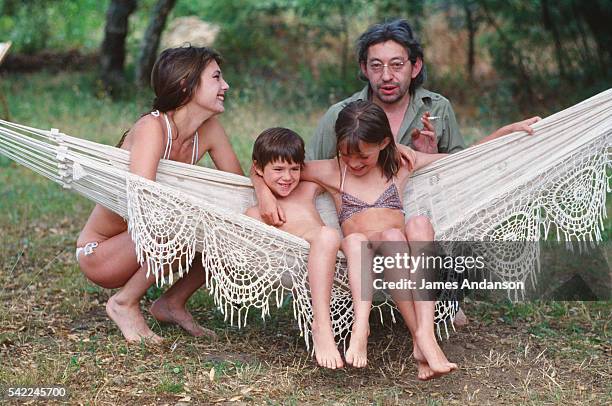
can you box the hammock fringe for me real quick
[0,89,610,350]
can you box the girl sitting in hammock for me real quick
[76,46,243,343]
[268,100,537,379]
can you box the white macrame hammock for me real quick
[1,89,610,351]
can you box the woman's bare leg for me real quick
[77,230,140,289]
[79,231,208,341]
[78,230,160,342]
[150,260,216,338]
[105,265,163,344]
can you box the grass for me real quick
[0,70,611,404]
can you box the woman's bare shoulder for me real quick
[123,115,164,151]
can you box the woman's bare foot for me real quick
[312,322,343,369]
[150,297,217,339]
[454,308,468,328]
[415,328,457,376]
[345,322,369,368]
[106,295,163,344]
[412,344,435,381]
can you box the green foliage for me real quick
[1,0,610,119]
[178,0,374,106]
[0,0,106,53]
[471,0,612,110]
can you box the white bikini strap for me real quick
[340,165,348,192]
[162,113,172,160]
[191,131,199,165]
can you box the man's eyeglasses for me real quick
[367,60,408,74]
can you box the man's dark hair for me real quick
[357,18,426,94]
[252,127,305,169]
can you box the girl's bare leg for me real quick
[373,228,435,380]
[150,260,216,338]
[342,233,374,368]
[305,226,344,369]
[405,216,457,375]
[454,307,468,327]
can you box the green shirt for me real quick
[307,86,465,160]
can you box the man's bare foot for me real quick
[312,322,343,369]
[106,295,163,344]
[412,344,435,381]
[345,322,369,368]
[150,297,217,339]
[454,307,468,328]
[415,328,457,376]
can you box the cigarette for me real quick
[426,116,440,121]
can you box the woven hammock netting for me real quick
[1,89,610,351]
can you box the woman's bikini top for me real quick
[338,165,404,225]
[152,110,199,164]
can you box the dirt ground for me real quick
[1,222,610,405]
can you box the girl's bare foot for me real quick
[412,344,435,381]
[415,328,457,376]
[150,297,217,339]
[345,322,370,368]
[312,322,343,369]
[454,308,468,328]
[106,295,163,344]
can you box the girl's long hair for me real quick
[334,100,400,181]
[116,46,222,147]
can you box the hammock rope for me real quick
[1,89,610,351]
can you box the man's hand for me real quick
[396,144,417,172]
[410,112,438,154]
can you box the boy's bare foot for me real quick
[415,328,457,376]
[454,308,468,328]
[150,297,217,339]
[412,344,435,381]
[106,295,163,344]
[345,322,369,368]
[312,322,343,369]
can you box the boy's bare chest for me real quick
[277,193,323,236]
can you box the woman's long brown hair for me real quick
[116,46,222,147]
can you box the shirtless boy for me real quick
[246,127,344,369]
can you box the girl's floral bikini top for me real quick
[337,165,404,225]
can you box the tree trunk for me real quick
[463,0,477,80]
[480,5,534,103]
[570,0,594,68]
[541,0,567,79]
[100,0,137,93]
[135,0,177,87]
[339,2,349,83]
[576,0,612,74]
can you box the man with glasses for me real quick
[307,18,469,327]
[307,18,464,159]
